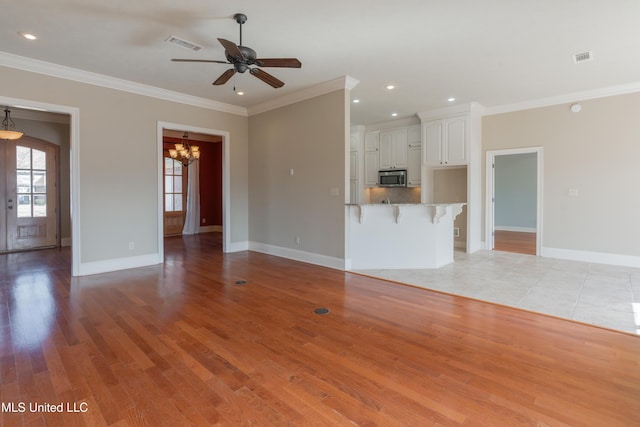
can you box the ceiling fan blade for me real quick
[217,38,244,60]
[172,59,229,64]
[250,68,284,88]
[255,58,302,68]
[213,69,236,85]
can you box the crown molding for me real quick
[484,81,640,116]
[0,51,248,117]
[247,75,360,116]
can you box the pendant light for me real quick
[0,107,23,140]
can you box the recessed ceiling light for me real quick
[391,113,398,117]
[353,99,360,103]
[386,85,395,90]
[448,97,456,102]
[18,32,37,40]
[236,91,244,96]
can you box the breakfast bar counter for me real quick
[345,203,465,270]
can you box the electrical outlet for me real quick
[295,236,300,245]
[128,241,135,250]
[202,218,207,224]
[453,227,460,237]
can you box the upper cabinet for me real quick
[364,131,380,187]
[379,128,408,169]
[423,115,468,166]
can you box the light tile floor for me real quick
[356,250,640,335]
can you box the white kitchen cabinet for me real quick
[424,115,468,166]
[379,128,408,169]
[349,151,357,180]
[364,132,380,187]
[364,150,379,187]
[407,144,422,187]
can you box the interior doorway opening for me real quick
[157,122,230,260]
[486,147,543,255]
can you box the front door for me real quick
[0,139,58,252]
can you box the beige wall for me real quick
[0,66,249,263]
[248,90,347,258]
[483,92,640,256]
[434,167,467,247]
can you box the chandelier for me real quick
[169,132,199,166]
[0,107,23,140]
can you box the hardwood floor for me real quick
[1,233,639,426]
[493,230,537,255]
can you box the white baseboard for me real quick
[225,240,249,252]
[61,237,72,247]
[249,242,345,270]
[494,226,536,233]
[77,253,162,276]
[541,246,640,268]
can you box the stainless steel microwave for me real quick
[378,169,407,187]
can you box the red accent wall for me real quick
[163,137,222,226]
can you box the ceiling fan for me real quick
[171,13,301,88]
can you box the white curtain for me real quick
[182,160,200,235]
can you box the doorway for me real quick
[157,122,230,259]
[0,137,58,252]
[486,147,543,255]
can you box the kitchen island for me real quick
[345,203,465,270]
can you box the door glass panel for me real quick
[15,145,48,219]
[32,149,46,170]
[17,195,32,218]
[33,171,46,193]
[17,171,31,193]
[164,157,184,213]
[33,195,47,217]
[16,146,31,169]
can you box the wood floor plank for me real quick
[0,233,638,425]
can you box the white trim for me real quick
[0,95,81,276]
[0,51,248,116]
[226,241,249,252]
[247,76,360,116]
[494,226,536,233]
[541,247,640,269]
[78,253,162,276]
[417,102,486,121]
[249,242,345,270]
[157,122,232,257]
[484,80,640,116]
[485,147,543,255]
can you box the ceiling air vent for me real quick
[166,35,202,52]
[573,51,593,64]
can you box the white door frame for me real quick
[485,147,543,255]
[156,121,230,258]
[0,95,80,275]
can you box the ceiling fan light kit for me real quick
[171,13,301,89]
